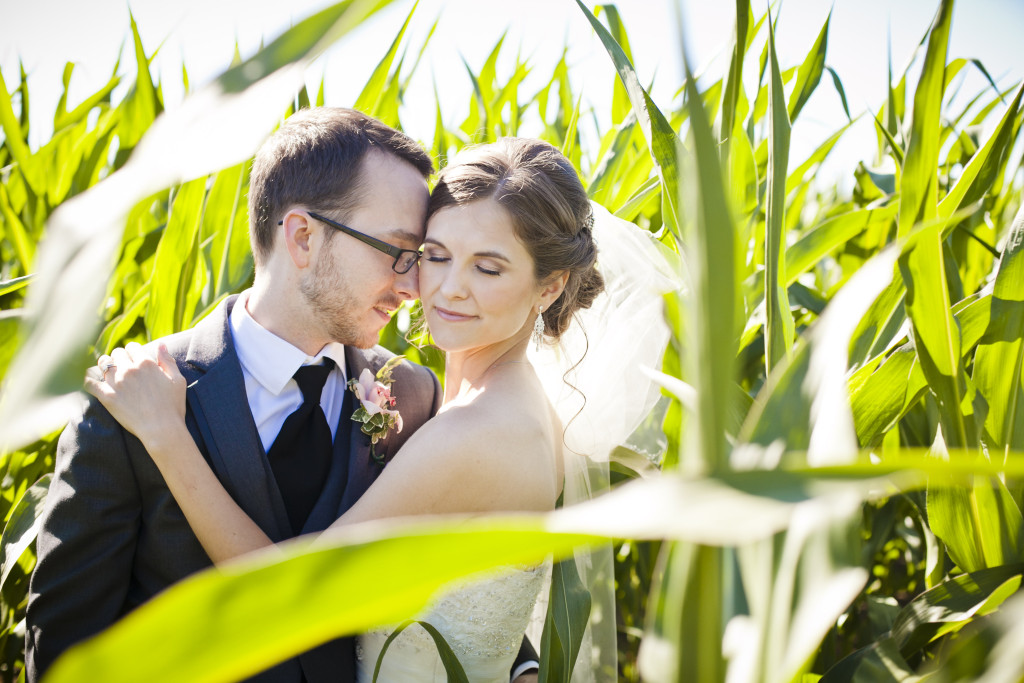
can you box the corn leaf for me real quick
[575,0,680,239]
[0,474,51,592]
[788,9,830,123]
[353,1,417,118]
[145,177,207,339]
[538,557,592,683]
[897,0,953,238]
[974,202,1024,459]
[764,13,794,374]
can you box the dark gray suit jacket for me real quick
[25,294,442,682]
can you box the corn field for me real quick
[2,0,1024,680]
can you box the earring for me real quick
[532,306,545,351]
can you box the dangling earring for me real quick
[532,306,545,351]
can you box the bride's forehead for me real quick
[426,199,519,242]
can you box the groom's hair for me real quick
[247,107,433,267]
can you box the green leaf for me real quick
[0,474,51,592]
[0,183,34,273]
[899,223,971,448]
[938,82,1024,228]
[974,202,1024,460]
[763,12,794,374]
[575,0,681,239]
[871,111,905,166]
[595,4,635,126]
[891,564,1023,655]
[971,476,1024,566]
[743,245,900,461]
[586,114,638,206]
[717,0,751,155]
[785,119,856,196]
[897,0,954,238]
[786,205,897,286]
[788,9,830,123]
[849,345,925,447]
[46,518,597,683]
[353,1,417,118]
[824,66,852,121]
[117,11,161,150]
[613,176,660,222]
[674,23,738,477]
[145,177,207,339]
[204,162,253,302]
[371,620,469,683]
[53,73,121,133]
[538,557,592,683]
[0,275,33,298]
[820,636,922,682]
[0,67,42,196]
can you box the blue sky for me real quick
[2,0,1022,184]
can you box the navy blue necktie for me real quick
[268,359,335,535]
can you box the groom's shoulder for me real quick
[150,328,194,360]
[141,295,235,373]
[140,328,199,379]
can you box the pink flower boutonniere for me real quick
[348,355,405,465]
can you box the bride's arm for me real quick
[330,400,556,527]
[87,343,276,563]
[89,343,556,561]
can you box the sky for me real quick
[2,0,1023,185]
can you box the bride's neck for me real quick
[443,338,530,404]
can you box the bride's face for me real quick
[419,198,541,353]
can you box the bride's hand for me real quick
[85,342,187,449]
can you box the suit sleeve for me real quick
[511,636,539,678]
[25,397,141,682]
[427,367,442,418]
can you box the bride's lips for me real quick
[434,306,476,322]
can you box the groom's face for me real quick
[301,150,429,349]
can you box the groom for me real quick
[25,108,537,682]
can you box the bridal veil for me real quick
[527,201,680,680]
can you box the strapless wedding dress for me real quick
[356,563,549,682]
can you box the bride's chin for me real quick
[425,332,461,353]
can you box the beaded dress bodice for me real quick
[356,563,549,682]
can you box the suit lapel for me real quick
[184,295,292,542]
[338,346,379,513]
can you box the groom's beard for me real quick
[299,246,369,348]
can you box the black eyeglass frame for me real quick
[277,211,422,274]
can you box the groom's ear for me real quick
[280,212,314,269]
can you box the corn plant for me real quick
[1,0,1024,682]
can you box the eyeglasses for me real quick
[278,212,422,274]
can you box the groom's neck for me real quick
[246,277,326,357]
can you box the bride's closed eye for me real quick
[421,246,449,264]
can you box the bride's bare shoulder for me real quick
[395,385,559,511]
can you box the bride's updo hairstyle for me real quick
[427,138,604,340]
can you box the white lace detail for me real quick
[356,563,550,682]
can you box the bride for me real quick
[89,137,608,682]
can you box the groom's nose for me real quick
[394,263,419,301]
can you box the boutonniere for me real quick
[348,355,405,465]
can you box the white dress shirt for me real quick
[229,292,348,453]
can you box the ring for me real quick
[101,363,116,381]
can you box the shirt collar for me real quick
[230,291,347,395]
